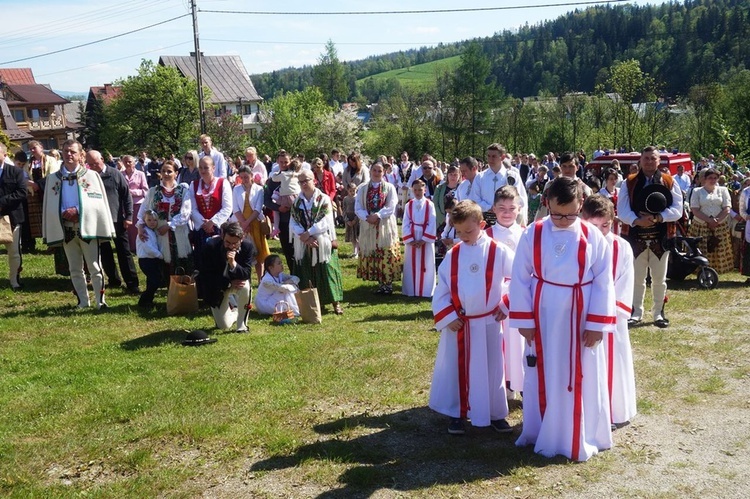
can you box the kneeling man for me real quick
[199,221,256,332]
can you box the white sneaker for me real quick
[236,324,248,333]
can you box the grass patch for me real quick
[1,238,749,496]
[356,56,462,90]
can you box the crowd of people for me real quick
[3,136,750,463]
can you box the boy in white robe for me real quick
[486,186,526,396]
[402,180,437,297]
[255,253,300,316]
[429,200,515,435]
[582,195,637,427]
[510,176,615,462]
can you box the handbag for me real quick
[296,281,322,324]
[167,268,199,315]
[0,216,12,245]
[260,215,272,236]
[272,300,295,324]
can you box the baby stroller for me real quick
[666,235,719,289]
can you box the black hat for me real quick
[182,329,217,346]
[634,183,673,215]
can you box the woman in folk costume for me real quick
[688,168,733,273]
[429,200,515,435]
[233,165,270,282]
[509,177,616,462]
[485,185,526,395]
[290,169,344,315]
[42,140,115,309]
[189,155,233,266]
[137,160,193,275]
[401,179,437,297]
[355,161,402,295]
[581,195,637,427]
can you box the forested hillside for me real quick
[250,0,750,101]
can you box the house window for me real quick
[12,109,25,122]
[30,109,40,120]
[243,104,252,115]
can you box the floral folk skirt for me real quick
[687,218,734,273]
[357,244,402,284]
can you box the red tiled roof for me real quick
[88,84,122,104]
[0,68,36,85]
[4,84,69,105]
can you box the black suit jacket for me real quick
[0,163,28,227]
[198,236,255,307]
[98,166,133,225]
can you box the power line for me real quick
[0,13,191,65]
[35,41,194,78]
[199,1,627,16]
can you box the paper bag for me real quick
[167,271,199,315]
[296,284,322,324]
[0,216,13,245]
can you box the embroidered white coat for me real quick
[509,217,615,461]
[429,232,514,427]
[402,197,437,297]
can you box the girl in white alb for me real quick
[254,254,300,316]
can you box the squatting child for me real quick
[254,254,301,317]
[136,210,164,309]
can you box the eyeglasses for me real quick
[184,157,192,161]
[299,179,312,184]
[549,212,580,221]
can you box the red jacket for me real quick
[315,169,337,201]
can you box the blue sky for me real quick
[0,0,654,94]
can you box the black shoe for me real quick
[383,285,393,295]
[109,279,123,288]
[490,419,513,433]
[126,286,140,296]
[627,318,642,327]
[611,423,617,431]
[447,418,465,435]
[374,285,385,294]
[654,317,670,328]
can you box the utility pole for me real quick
[191,0,206,134]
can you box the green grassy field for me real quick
[1,234,749,497]
[356,56,461,90]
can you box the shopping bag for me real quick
[0,216,13,245]
[167,268,199,315]
[296,282,322,324]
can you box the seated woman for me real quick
[255,254,300,316]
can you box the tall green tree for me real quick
[607,59,656,150]
[312,40,349,107]
[258,87,335,157]
[204,110,248,159]
[438,42,503,158]
[103,60,201,156]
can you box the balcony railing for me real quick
[26,116,65,130]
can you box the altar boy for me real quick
[581,194,637,427]
[429,200,515,435]
[402,179,437,297]
[509,176,615,461]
